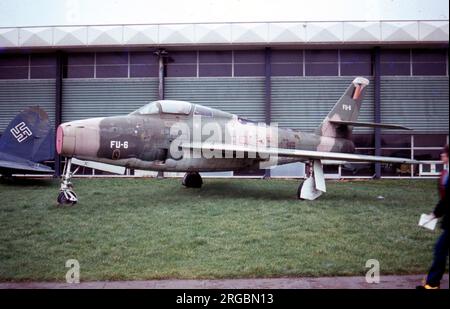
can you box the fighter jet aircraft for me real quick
[56,77,418,204]
[0,106,54,177]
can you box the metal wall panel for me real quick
[62,78,158,122]
[0,79,55,133]
[380,77,449,132]
[165,77,265,122]
[271,77,374,131]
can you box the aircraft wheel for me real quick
[182,172,203,188]
[57,191,77,206]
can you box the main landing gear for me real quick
[297,160,326,201]
[182,172,203,188]
[57,158,79,206]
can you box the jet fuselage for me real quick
[56,102,355,172]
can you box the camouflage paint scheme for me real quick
[56,78,367,173]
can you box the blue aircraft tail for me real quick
[0,106,55,162]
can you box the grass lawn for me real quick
[0,177,445,281]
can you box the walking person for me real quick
[417,144,449,289]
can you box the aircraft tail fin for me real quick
[315,77,369,138]
[0,106,55,162]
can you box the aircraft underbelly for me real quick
[76,156,256,172]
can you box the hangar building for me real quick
[0,20,448,178]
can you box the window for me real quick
[0,54,56,79]
[199,51,232,77]
[30,54,56,79]
[166,51,197,77]
[96,52,128,78]
[130,52,158,78]
[194,105,213,117]
[380,49,410,75]
[412,49,447,76]
[0,54,28,79]
[160,100,192,115]
[234,50,265,76]
[271,50,303,76]
[340,50,372,76]
[305,50,338,76]
[133,101,160,115]
[65,53,95,78]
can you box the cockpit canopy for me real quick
[132,100,192,115]
[131,99,235,120]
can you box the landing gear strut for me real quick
[182,172,203,188]
[57,158,79,205]
[297,160,326,200]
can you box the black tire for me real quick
[57,191,76,206]
[182,172,203,188]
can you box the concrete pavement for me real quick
[0,274,447,289]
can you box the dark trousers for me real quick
[426,229,449,286]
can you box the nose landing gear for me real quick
[57,158,79,205]
[182,172,203,188]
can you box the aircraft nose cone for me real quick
[56,118,102,158]
[56,123,76,157]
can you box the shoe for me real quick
[416,284,440,289]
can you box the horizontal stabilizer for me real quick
[0,158,54,173]
[329,120,412,130]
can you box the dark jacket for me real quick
[434,180,449,230]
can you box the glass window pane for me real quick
[381,134,411,147]
[65,66,94,78]
[271,63,302,76]
[31,66,55,79]
[199,64,231,77]
[353,134,374,147]
[341,162,374,176]
[0,67,28,79]
[380,149,412,176]
[0,54,28,66]
[130,64,158,77]
[305,63,338,76]
[96,65,128,78]
[340,50,372,62]
[234,64,265,76]
[166,64,196,77]
[130,52,157,65]
[412,63,446,76]
[194,105,213,117]
[414,149,442,160]
[30,54,56,66]
[96,52,128,65]
[271,50,302,63]
[234,50,265,63]
[340,63,372,76]
[199,51,232,64]
[160,100,192,115]
[67,53,95,65]
[380,49,411,75]
[305,50,338,63]
[136,101,160,115]
[169,51,197,64]
[414,134,448,147]
[380,49,410,62]
[412,49,447,62]
[380,63,410,75]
